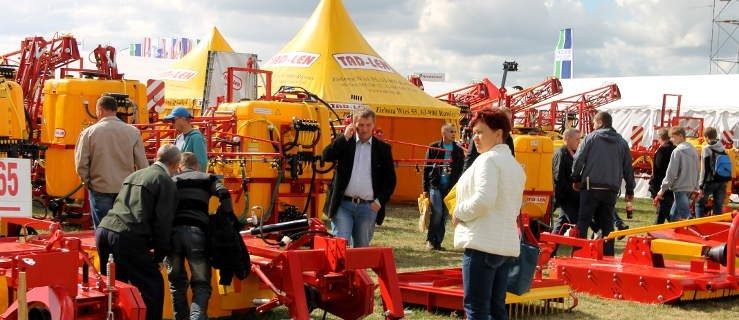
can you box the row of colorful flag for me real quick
[129,37,200,59]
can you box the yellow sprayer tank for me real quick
[0,78,27,144]
[213,100,334,221]
[514,134,554,219]
[41,78,148,199]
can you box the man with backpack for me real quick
[696,127,732,217]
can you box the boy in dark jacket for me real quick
[166,152,233,320]
[648,128,676,224]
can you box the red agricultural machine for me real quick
[242,218,405,319]
[630,93,707,180]
[515,83,621,136]
[0,216,406,320]
[540,211,739,303]
[0,33,146,228]
[0,218,146,320]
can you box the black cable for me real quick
[256,163,283,245]
[236,161,250,224]
[60,183,85,199]
[302,162,318,216]
[288,229,333,241]
[32,199,48,219]
[83,101,97,120]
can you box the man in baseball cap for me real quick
[164,106,208,171]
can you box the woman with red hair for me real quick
[453,108,525,320]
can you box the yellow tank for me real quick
[513,134,554,219]
[41,78,148,199]
[0,78,27,142]
[213,100,334,220]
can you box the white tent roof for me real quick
[560,74,739,111]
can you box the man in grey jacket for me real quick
[656,126,699,221]
[571,112,635,256]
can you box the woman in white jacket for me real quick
[453,108,525,320]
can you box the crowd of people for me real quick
[420,109,731,320]
[71,95,731,320]
[74,99,239,320]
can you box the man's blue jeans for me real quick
[331,200,377,248]
[696,182,727,217]
[165,225,211,320]
[462,249,512,320]
[88,189,116,228]
[670,191,692,221]
[426,187,450,248]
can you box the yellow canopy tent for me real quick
[159,27,234,115]
[264,0,459,201]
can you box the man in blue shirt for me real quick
[423,124,464,250]
[163,106,208,171]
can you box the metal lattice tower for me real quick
[710,0,739,73]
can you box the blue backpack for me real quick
[712,149,732,182]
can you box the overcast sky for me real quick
[0,0,735,88]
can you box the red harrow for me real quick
[541,211,739,303]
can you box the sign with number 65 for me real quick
[0,158,31,218]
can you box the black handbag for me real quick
[506,240,540,295]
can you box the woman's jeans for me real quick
[462,249,512,320]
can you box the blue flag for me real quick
[554,28,573,79]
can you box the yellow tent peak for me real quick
[264,0,455,111]
[162,27,234,101]
[282,0,379,57]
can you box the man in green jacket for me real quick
[96,144,181,320]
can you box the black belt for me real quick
[343,196,373,204]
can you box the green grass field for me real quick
[247,198,739,320]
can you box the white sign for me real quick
[416,72,446,82]
[555,49,573,61]
[0,158,32,218]
[203,51,259,107]
[328,102,370,111]
[333,53,394,73]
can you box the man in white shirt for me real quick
[322,108,396,247]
